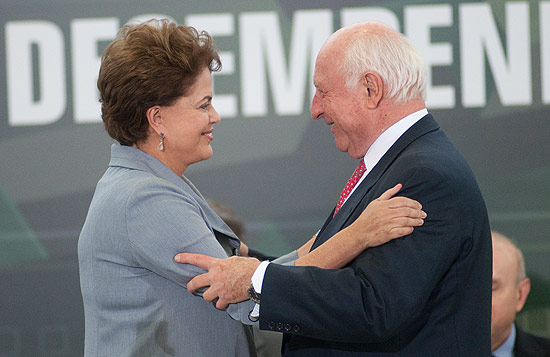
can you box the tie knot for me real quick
[354,160,366,176]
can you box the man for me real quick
[176,22,492,355]
[491,231,550,356]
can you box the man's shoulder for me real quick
[515,326,550,356]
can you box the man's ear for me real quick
[146,105,164,136]
[362,71,384,109]
[515,277,531,312]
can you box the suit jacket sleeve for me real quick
[123,177,253,322]
[259,160,487,343]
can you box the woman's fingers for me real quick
[377,183,403,201]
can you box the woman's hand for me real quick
[295,183,425,268]
[348,183,426,250]
[238,242,249,256]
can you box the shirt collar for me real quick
[362,108,428,174]
[493,324,516,357]
[342,108,427,204]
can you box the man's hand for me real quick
[174,253,261,309]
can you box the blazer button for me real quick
[284,324,291,332]
[268,321,275,329]
[293,325,300,333]
[277,322,283,330]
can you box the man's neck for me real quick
[492,324,516,356]
[378,97,426,131]
[359,97,426,155]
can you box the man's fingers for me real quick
[174,253,217,270]
[215,299,229,310]
[187,273,211,293]
[377,183,403,201]
[197,285,230,310]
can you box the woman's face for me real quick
[159,67,220,174]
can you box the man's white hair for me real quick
[341,23,427,103]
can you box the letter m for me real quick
[240,10,332,116]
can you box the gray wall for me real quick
[1,1,549,355]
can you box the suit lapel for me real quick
[312,114,439,250]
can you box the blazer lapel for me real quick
[312,114,439,250]
[180,175,241,244]
[109,144,240,249]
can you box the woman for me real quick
[78,19,424,356]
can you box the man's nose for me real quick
[311,95,323,120]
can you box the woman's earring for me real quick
[158,132,165,151]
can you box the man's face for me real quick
[310,50,370,159]
[491,240,523,350]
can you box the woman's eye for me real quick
[200,103,210,110]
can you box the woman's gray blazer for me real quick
[78,144,255,356]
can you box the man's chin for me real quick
[342,147,365,160]
[334,140,348,153]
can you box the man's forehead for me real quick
[313,54,337,84]
[493,249,518,278]
[312,65,327,87]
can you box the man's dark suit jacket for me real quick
[515,326,550,357]
[259,114,492,356]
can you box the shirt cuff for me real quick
[249,303,261,322]
[251,260,270,293]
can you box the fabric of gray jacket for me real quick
[78,143,256,357]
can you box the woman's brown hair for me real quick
[98,19,221,145]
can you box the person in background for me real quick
[78,19,425,356]
[491,231,550,357]
[176,21,492,355]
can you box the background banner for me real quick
[1,1,549,355]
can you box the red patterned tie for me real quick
[334,160,366,216]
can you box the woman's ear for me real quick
[362,71,384,109]
[146,105,164,136]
